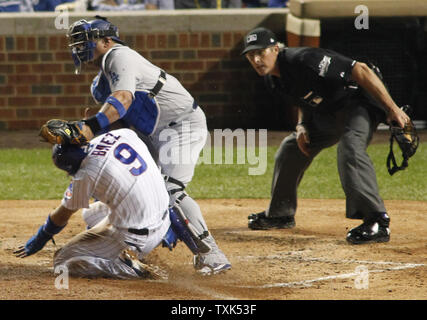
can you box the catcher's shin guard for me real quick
[168,206,211,255]
[161,224,178,251]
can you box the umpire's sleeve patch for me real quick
[318,55,331,77]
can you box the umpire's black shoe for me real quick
[346,213,390,244]
[248,211,295,230]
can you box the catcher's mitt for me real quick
[386,105,419,176]
[39,119,89,145]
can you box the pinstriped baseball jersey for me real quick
[91,44,196,135]
[61,128,169,230]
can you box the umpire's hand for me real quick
[387,105,411,129]
[296,124,310,157]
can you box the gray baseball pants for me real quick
[266,99,387,221]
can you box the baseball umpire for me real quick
[242,27,411,244]
[38,16,230,275]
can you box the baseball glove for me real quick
[386,105,419,176]
[39,119,89,145]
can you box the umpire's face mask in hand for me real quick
[245,45,280,76]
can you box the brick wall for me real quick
[0,34,89,130]
[0,10,295,131]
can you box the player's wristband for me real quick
[43,215,66,236]
[84,112,110,135]
[106,95,127,119]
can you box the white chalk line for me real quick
[240,264,425,289]
[232,253,426,289]
[235,253,426,267]
[158,252,425,296]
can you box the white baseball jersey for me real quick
[61,128,170,230]
[91,44,197,135]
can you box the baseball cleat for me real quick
[346,213,390,244]
[119,250,168,280]
[248,211,295,230]
[193,254,231,276]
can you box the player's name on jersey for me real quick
[90,132,122,156]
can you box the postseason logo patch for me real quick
[247,34,258,44]
[64,182,73,200]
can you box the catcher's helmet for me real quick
[67,16,123,74]
[52,144,88,175]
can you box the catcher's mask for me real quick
[52,144,89,175]
[386,105,419,176]
[67,16,124,74]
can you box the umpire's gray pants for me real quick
[266,100,386,221]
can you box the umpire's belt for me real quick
[127,210,168,236]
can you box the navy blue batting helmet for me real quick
[67,16,124,74]
[52,144,88,175]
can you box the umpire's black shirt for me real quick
[266,47,382,114]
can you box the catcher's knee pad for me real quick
[169,206,211,255]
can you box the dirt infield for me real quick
[1,198,425,300]
[1,130,425,300]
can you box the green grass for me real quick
[0,149,70,200]
[0,142,426,200]
[188,143,427,201]
[298,143,427,200]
